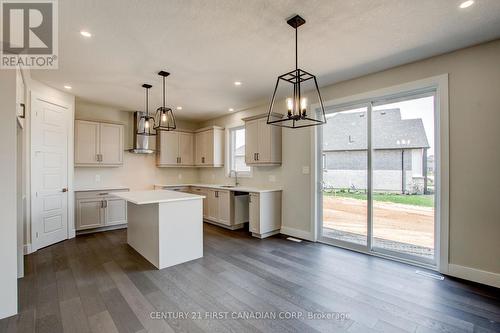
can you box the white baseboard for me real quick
[23,243,33,255]
[448,264,500,288]
[280,226,314,241]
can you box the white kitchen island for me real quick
[112,190,204,269]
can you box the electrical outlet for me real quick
[302,166,310,175]
[269,175,276,182]
[95,174,101,183]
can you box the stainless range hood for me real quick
[128,111,155,154]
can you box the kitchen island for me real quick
[112,190,204,269]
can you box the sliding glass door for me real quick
[318,89,437,266]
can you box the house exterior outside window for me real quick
[228,126,251,177]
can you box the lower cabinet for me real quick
[249,191,282,238]
[76,189,128,231]
[205,189,231,226]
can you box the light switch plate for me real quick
[302,166,310,174]
[95,174,101,183]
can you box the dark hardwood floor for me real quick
[1,223,499,333]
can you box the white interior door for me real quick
[32,98,69,250]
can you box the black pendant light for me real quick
[137,84,156,136]
[154,71,176,131]
[267,15,326,128]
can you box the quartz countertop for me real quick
[112,190,205,205]
[74,186,129,192]
[154,183,282,193]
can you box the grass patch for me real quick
[323,191,434,207]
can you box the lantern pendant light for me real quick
[154,71,176,131]
[267,15,327,128]
[137,84,156,136]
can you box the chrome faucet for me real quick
[230,170,239,187]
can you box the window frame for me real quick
[226,125,252,178]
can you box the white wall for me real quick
[74,100,200,190]
[200,40,500,281]
[0,71,19,319]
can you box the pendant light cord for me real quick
[295,26,298,71]
[163,76,166,109]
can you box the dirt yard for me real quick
[323,196,434,249]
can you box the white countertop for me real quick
[154,183,282,193]
[74,186,129,192]
[112,190,205,205]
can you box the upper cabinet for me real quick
[75,120,124,167]
[194,127,224,167]
[243,114,282,166]
[156,130,194,167]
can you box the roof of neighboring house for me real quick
[235,144,245,155]
[323,108,430,151]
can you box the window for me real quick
[228,126,251,176]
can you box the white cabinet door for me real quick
[179,132,194,165]
[99,123,124,165]
[217,190,231,226]
[257,118,271,163]
[159,131,179,165]
[245,120,259,164]
[249,193,260,233]
[105,198,127,226]
[207,189,218,221]
[76,199,104,230]
[195,131,205,165]
[204,130,214,165]
[75,120,99,165]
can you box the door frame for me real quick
[311,74,449,273]
[30,91,75,252]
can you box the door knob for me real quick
[62,188,68,192]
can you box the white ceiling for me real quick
[32,0,500,121]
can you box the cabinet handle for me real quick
[254,153,256,161]
[101,200,104,208]
[179,157,181,164]
[104,200,108,208]
[256,153,259,161]
[202,157,205,164]
[98,192,109,196]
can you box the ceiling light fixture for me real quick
[137,84,156,136]
[80,30,92,38]
[63,85,72,90]
[459,0,474,8]
[228,108,234,112]
[267,14,326,129]
[154,71,176,131]
[176,106,183,110]
[234,81,242,86]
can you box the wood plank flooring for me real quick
[1,223,499,333]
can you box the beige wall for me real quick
[0,71,18,318]
[74,101,199,190]
[201,40,500,276]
